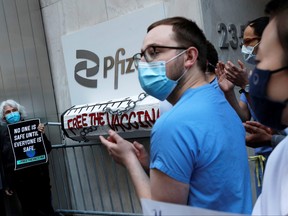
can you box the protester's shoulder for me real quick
[194,84,226,104]
[191,83,217,95]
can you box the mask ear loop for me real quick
[175,68,189,83]
[252,41,261,54]
[166,49,187,64]
[254,41,260,48]
[165,49,189,82]
[270,66,288,74]
[174,48,197,82]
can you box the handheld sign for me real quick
[7,119,48,170]
[141,199,245,216]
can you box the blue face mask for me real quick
[5,111,21,124]
[249,66,288,130]
[137,50,187,101]
[241,43,259,65]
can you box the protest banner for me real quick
[7,119,48,170]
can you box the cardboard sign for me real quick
[141,199,246,216]
[7,119,48,170]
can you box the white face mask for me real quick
[241,42,259,65]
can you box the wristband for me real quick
[239,85,249,94]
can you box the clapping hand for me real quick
[243,121,273,148]
[225,60,249,88]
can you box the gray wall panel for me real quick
[16,0,47,118]
[0,1,62,214]
[0,0,19,101]
[3,0,33,110]
[0,0,60,144]
[28,0,58,120]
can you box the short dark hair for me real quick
[265,0,288,63]
[147,17,207,72]
[246,16,269,38]
[265,0,288,16]
[206,41,218,73]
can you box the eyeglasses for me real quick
[133,45,187,68]
[241,37,260,47]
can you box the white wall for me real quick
[40,0,166,114]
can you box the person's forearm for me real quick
[224,90,250,122]
[125,156,151,199]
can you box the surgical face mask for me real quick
[249,66,288,130]
[241,43,259,65]
[137,50,187,101]
[5,111,21,124]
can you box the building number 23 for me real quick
[217,23,245,49]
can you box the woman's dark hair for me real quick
[148,17,207,72]
[247,16,269,37]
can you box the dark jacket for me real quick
[0,124,52,189]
